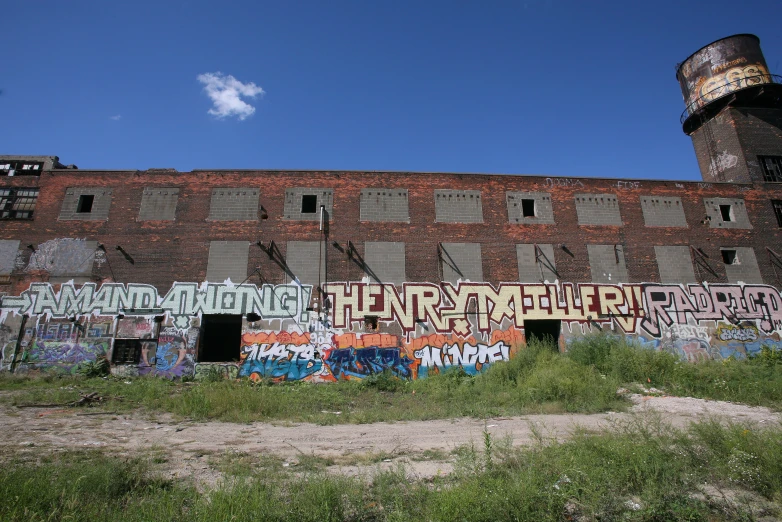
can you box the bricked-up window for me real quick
[759,156,782,182]
[773,200,782,227]
[0,188,39,219]
[722,249,738,265]
[301,195,317,213]
[77,194,94,213]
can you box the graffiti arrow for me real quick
[0,291,33,315]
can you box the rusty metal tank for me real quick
[677,34,777,133]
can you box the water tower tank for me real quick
[677,34,779,134]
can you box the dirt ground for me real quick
[0,392,779,486]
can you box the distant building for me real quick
[1,35,782,381]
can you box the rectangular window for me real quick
[773,200,782,227]
[77,194,94,213]
[301,194,317,213]
[760,156,782,182]
[521,199,535,217]
[719,204,733,222]
[0,188,39,219]
[721,249,738,265]
[0,161,43,176]
[112,339,142,364]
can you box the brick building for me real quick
[1,34,782,381]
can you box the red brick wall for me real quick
[3,169,782,294]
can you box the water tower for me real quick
[677,34,782,183]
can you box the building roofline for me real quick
[43,167,750,185]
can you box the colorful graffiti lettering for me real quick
[3,280,782,379]
[23,340,108,373]
[716,324,759,342]
[239,330,324,382]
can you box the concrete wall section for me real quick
[363,242,406,285]
[440,243,483,282]
[723,247,763,284]
[207,188,259,221]
[655,246,696,283]
[588,244,628,283]
[641,196,688,227]
[506,192,554,224]
[0,240,19,276]
[284,188,334,221]
[138,188,179,221]
[285,241,326,287]
[704,197,752,229]
[575,194,622,226]
[360,189,409,222]
[516,243,557,282]
[205,241,249,283]
[58,188,113,221]
[434,190,483,223]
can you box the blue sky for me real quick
[2,1,781,179]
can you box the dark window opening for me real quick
[773,200,782,227]
[364,315,379,333]
[760,156,782,182]
[721,249,738,265]
[77,194,95,213]
[112,339,142,364]
[1,160,43,176]
[301,195,317,213]
[524,320,561,347]
[199,314,242,362]
[521,199,535,217]
[719,204,733,222]
[0,188,38,220]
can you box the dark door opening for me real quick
[199,314,242,362]
[524,320,561,347]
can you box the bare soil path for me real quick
[1,393,778,485]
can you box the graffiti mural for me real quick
[2,280,782,379]
[239,330,325,382]
[138,328,195,378]
[23,338,109,374]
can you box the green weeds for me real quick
[2,420,780,521]
[0,334,780,425]
[567,332,782,409]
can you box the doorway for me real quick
[524,320,561,347]
[199,314,242,362]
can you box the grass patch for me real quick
[1,334,780,424]
[0,340,625,424]
[567,332,782,409]
[1,420,780,521]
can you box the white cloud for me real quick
[110,114,121,121]
[197,72,265,121]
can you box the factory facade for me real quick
[1,34,782,381]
